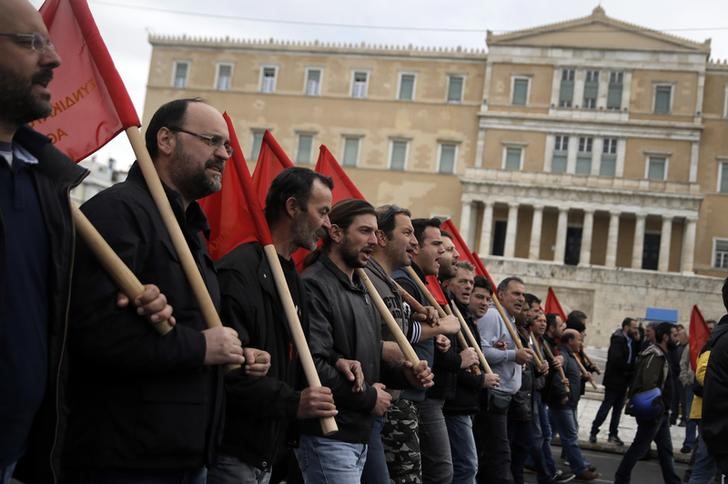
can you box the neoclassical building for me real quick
[143,7,728,344]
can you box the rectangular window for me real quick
[719,162,728,193]
[296,134,313,164]
[447,75,464,103]
[607,71,623,110]
[215,64,232,91]
[399,73,415,101]
[342,137,360,167]
[512,77,529,105]
[600,138,618,177]
[438,143,457,174]
[583,70,599,109]
[173,61,189,88]
[504,146,522,171]
[250,131,264,160]
[647,155,667,180]
[352,71,368,98]
[260,66,277,93]
[714,239,728,269]
[390,140,408,171]
[576,137,593,174]
[559,69,574,107]
[654,85,672,114]
[552,135,568,174]
[305,69,321,96]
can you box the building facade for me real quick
[144,7,728,345]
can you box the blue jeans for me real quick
[294,434,367,484]
[683,388,698,450]
[79,468,207,484]
[689,434,718,484]
[417,398,453,484]
[362,416,389,484]
[0,462,16,484]
[530,394,556,483]
[208,454,271,484]
[549,407,587,475]
[614,414,680,484]
[445,414,478,484]
[590,386,627,438]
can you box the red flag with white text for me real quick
[689,305,710,371]
[38,0,139,162]
[252,130,295,211]
[199,113,272,260]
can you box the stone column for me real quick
[460,200,473,248]
[478,202,494,256]
[529,205,544,260]
[504,203,519,258]
[681,217,697,274]
[554,208,568,263]
[579,209,594,266]
[605,211,620,267]
[658,216,673,272]
[631,213,646,269]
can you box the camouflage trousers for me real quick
[382,398,422,484]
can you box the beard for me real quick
[170,144,224,201]
[340,235,370,269]
[0,65,54,126]
[292,214,320,251]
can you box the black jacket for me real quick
[602,329,637,391]
[548,346,581,410]
[63,162,223,471]
[301,254,405,443]
[10,127,87,484]
[215,243,303,471]
[443,303,484,416]
[701,314,728,474]
[427,287,461,401]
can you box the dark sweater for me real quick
[0,147,50,466]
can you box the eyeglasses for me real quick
[0,32,55,52]
[168,127,233,157]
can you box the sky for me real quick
[31,0,728,168]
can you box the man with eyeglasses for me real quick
[62,98,267,484]
[1,2,172,483]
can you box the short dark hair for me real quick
[524,293,541,308]
[497,276,524,294]
[440,230,453,240]
[561,330,578,345]
[264,167,333,226]
[412,217,441,248]
[375,204,411,238]
[566,310,587,332]
[546,313,561,330]
[621,317,635,329]
[723,277,728,312]
[145,98,206,159]
[322,199,376,250]
[655,322,675,344]
[454,261,475,272]
[473,276,492,293]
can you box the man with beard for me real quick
[209,167,339,484]
[363,204,438,484]
[297,199,432,483]
[64,99,261,484]
[476,277,534,484]
[443,267,500,484]
[615,323,681,484]
[0,2,171,482]
[438,230,460,280]
[393,217,461,484]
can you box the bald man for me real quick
[0,2,170,483]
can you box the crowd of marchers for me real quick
[4,1,728,484]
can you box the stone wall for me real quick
[482,256,725,347]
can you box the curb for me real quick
[552,437,692,464]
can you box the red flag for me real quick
[37,0,140,162]
[471,252,498,293]
[689,305,710,371]
[439,219,499,292]
[315,145,365,203]
[425,275,448,306]
[199,113,272,260]
[252,130,294,211]
[544,287,567,322]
